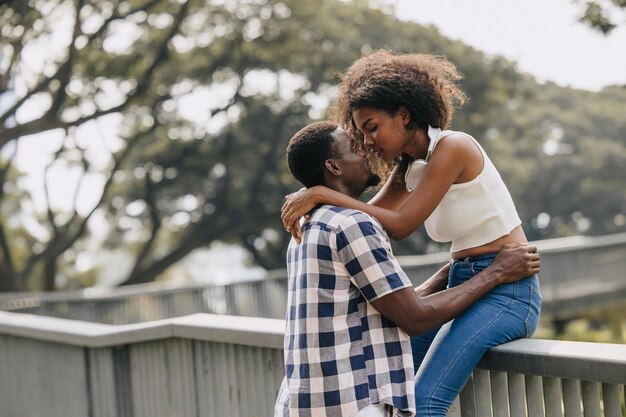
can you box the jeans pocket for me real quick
[524,283,542,337]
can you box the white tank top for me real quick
[423,130,521,253]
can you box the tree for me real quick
[1,0,449,289]
[1,0,624,291]
[576,0,626,34]
[1,0,194,290]
[485,82,626,241]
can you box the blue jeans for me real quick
[411,253,542,417]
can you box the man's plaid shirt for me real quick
[275,205,416,417]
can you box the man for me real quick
[275,121,540,417]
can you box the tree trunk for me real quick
[0,266,22,292]
[43,258,57,292]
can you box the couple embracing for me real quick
[275,50,542,417]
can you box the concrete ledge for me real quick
[2,310,625,383]
[171,313,284,349]
[0,311,284,348]
[530,232,626,252]
[478,338,626,384]
[0,310,173,347]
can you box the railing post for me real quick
[506,373,526,417]
[581,381,602,417]
[542,377,563,417]
[524,375,545,417]
[562,378,582,417]
[458,374,476,417]
[474,369,493,417]
[601,383,623,417]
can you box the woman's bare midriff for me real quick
[451,226,528,260]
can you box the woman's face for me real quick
[352,106,411,162]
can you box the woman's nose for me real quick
[363,134,374,147]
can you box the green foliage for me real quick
[0,0,624,290]
[536,314,626,344]
[482,83,626,241]
[576,0,626,34]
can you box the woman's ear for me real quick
[398,106,411,125]
[324,159,342,176]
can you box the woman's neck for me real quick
[403,127,429,160]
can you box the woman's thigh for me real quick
[414,294,527,384]
[414,256,540,400]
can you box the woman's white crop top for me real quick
[423,130,521,253]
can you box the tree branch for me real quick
[0,224,16,280]
[128,176,162,277]
[42,133,71,237]
[118,210,252,286]
[0,0,174,144]
[18,122,157,283]
[0,138,19,285]
[43,0,85,121]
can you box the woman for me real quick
[281,50,542,417]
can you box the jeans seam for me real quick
[524,283,542,337]
[524,285,532,337]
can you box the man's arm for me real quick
[370,242,540,336]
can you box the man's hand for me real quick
[492,242,540,284]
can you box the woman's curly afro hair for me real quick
[330,50,467,180]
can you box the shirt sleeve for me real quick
[335,213,413,302]
[273,377,289,417]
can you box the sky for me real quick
[393,0,626,91]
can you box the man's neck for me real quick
[325,181,358,200]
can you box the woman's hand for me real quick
[281,187,318,243]
[435,261,451,280]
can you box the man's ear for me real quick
[324,159,342,176]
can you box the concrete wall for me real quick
[0,311,624,417]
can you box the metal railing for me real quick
[0,311,624,417]
[2,233,626,325]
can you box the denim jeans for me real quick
[411,253,542,417]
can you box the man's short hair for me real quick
[286,121,338,188]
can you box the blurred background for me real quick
[0,0,625,342]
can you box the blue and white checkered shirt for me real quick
[275,205,416,417]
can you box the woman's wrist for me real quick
[310,185,327,205]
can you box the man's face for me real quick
[330,128,380,197]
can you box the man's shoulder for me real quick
[310,205,379,230]
[307,206,390,247]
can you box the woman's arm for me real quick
[414,262,451,296]
[282,134,471,241]
[281,164,410,242]
[367,163,412,210]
